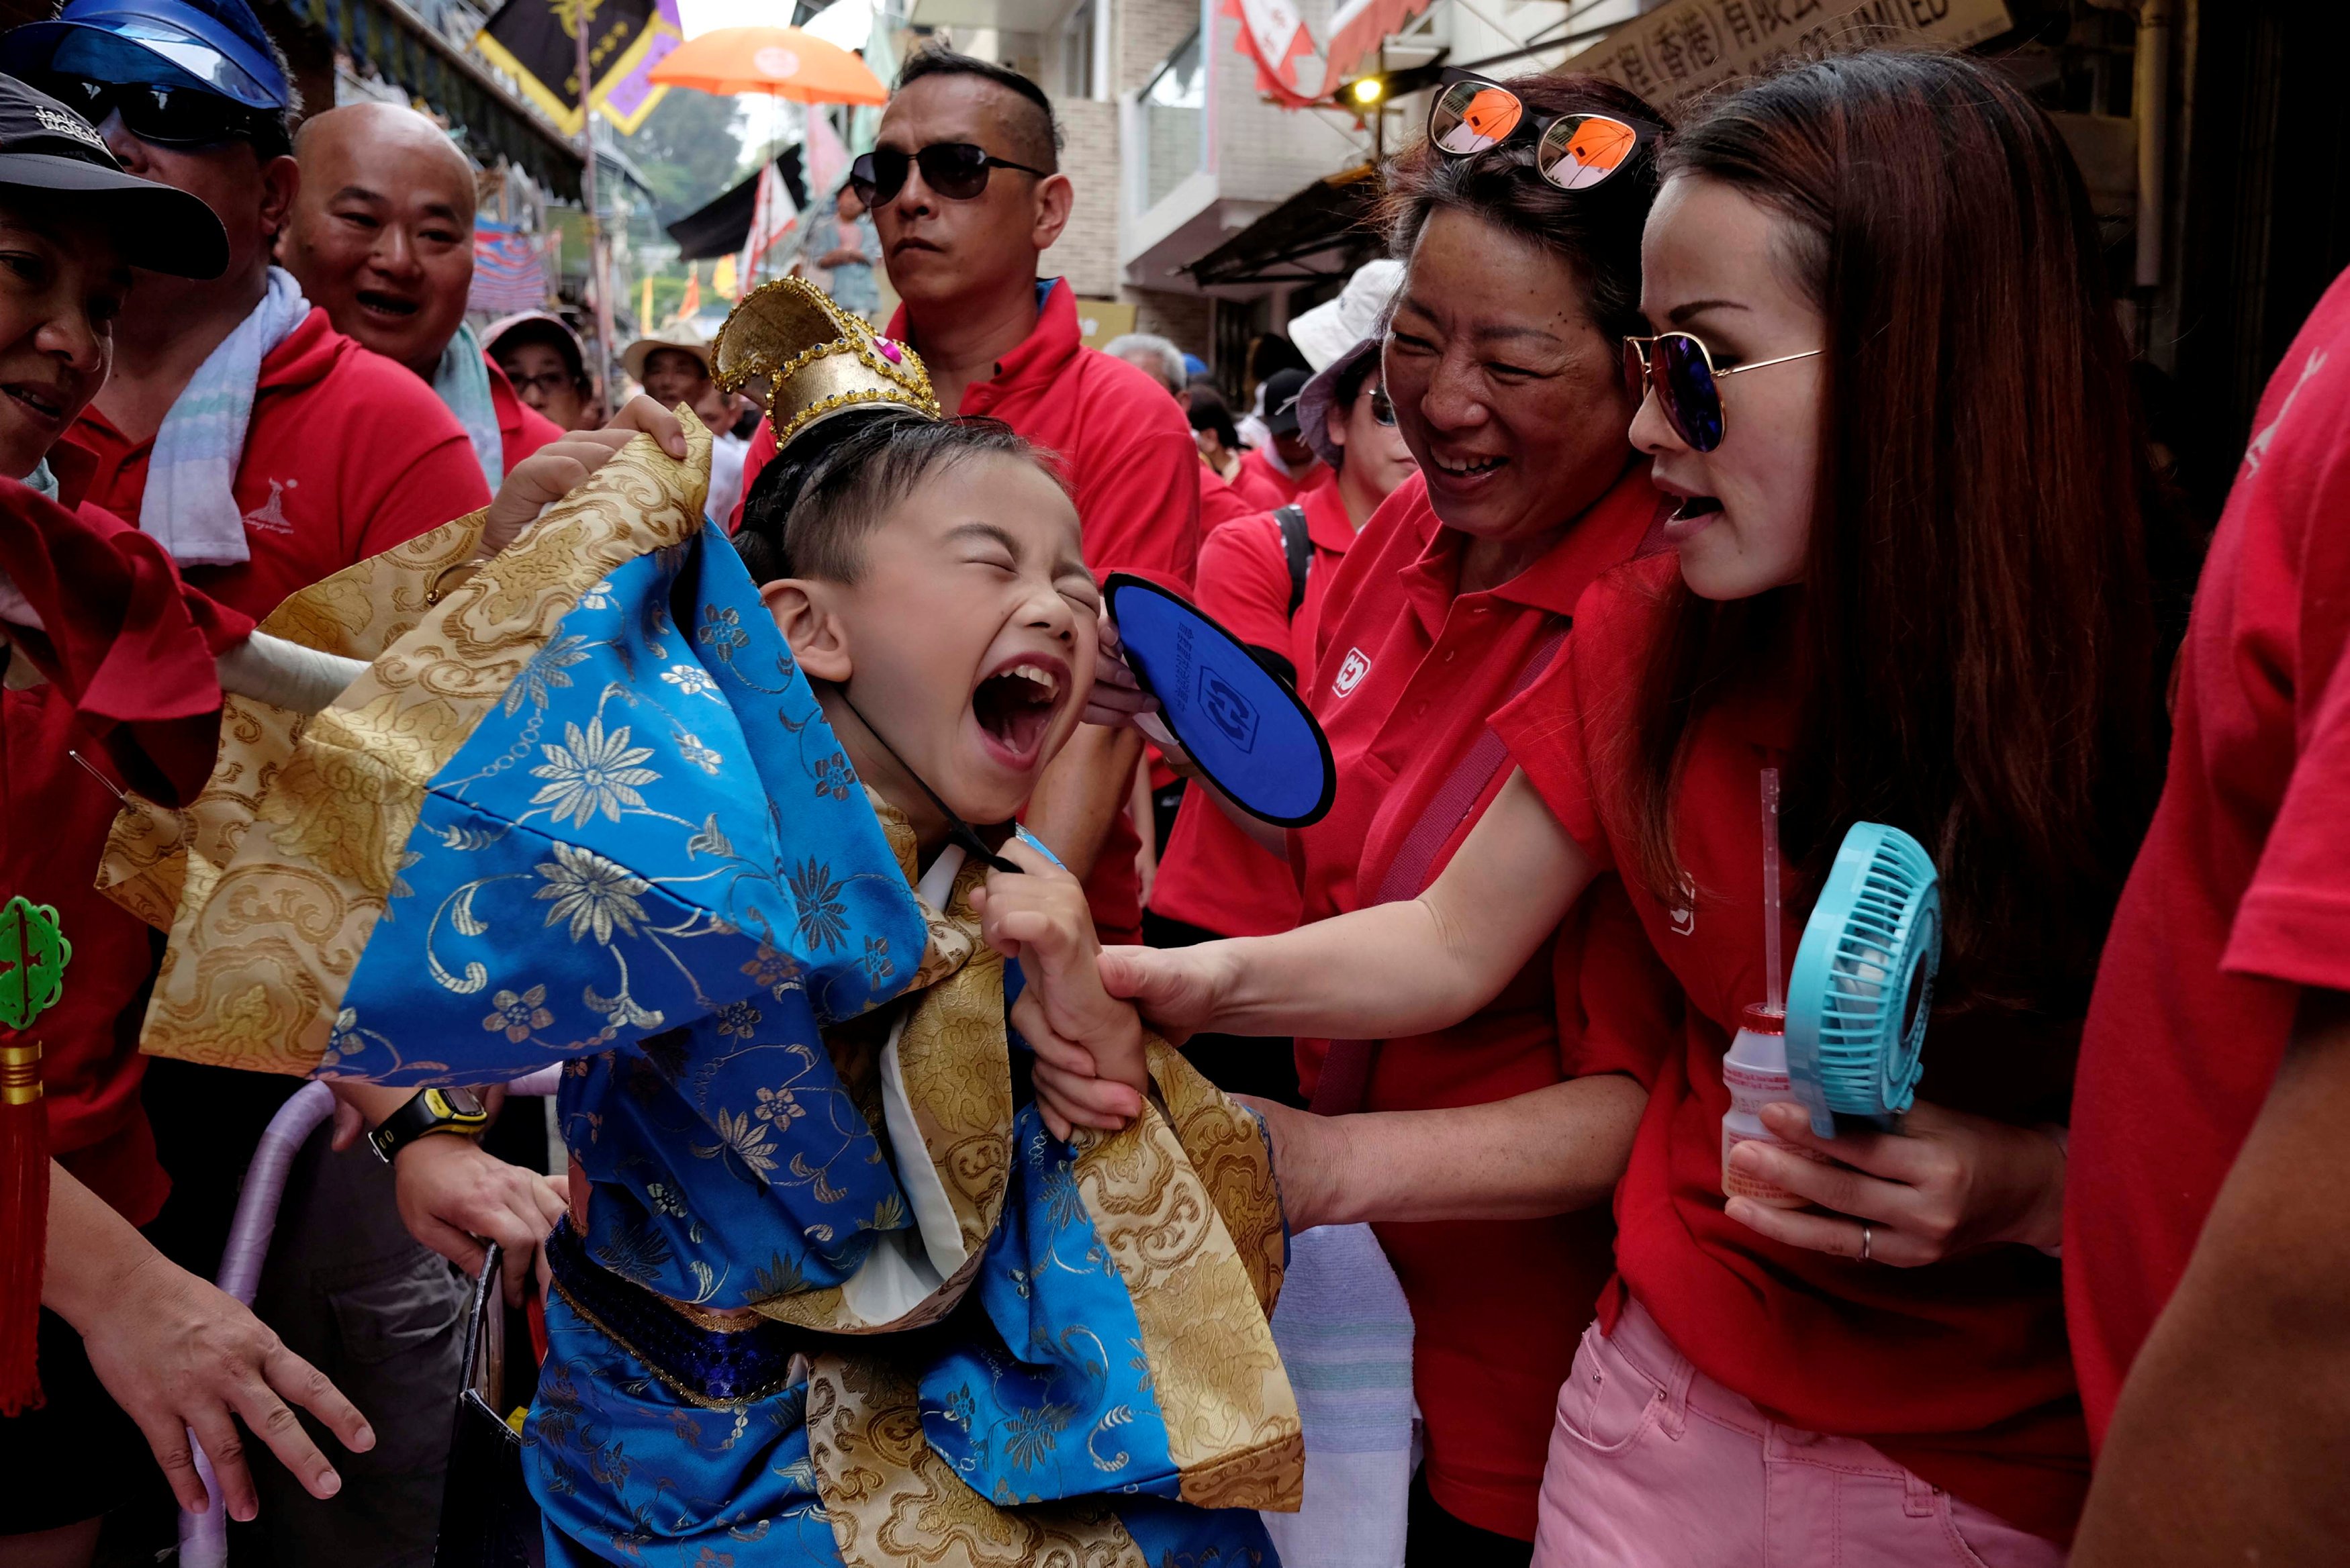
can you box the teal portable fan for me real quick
[1783,823,1941,1136]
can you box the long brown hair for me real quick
[1622,52,2174,1015]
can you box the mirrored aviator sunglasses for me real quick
[1622,331,1823,453]
[1425,80,1648,192]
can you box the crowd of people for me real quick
[0,1,2345,1565]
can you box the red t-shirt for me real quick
[1237,445,1317,510]
[1199,464,1261,534]
[1224,454,1287,513]
[1496,554,2089,1542]
[44,309,488,1220]
[1152,475,1353,938]
[3,458,254,1226]
[489,352,565,474]
[66,307,492,618]
[734,280,1200,944]
[2069,265,2350,1446]
[1290,465,1679,1540]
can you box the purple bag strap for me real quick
[1310,621,1571,1116]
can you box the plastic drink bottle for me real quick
[1720,1003,1818,1208]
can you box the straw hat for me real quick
[621,322,714,385]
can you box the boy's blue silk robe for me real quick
[100,416,1303,1566]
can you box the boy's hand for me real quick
[972,837,1149,1140]
[477,396,694,556]
[392,1135,571,1306]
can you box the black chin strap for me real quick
[835,691,1023,875]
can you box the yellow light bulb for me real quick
[1350,77,1384,105]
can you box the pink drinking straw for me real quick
[1761,767,1784,1018]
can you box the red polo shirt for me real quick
[1291,464,1679,1540]
[65,307,491,619]
[1152,475,1353,938]
[733,280,1199,944]
[2069,266,2350,1447]
[1237,445,1316,509]
[45,309,487,1221]
[489,351,565,473]
[1199,463,1260,534]
[1224,454,1286,513]
[3,454,252,1225]
[1497,554,2090,1542]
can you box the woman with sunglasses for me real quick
[1096,51,2182,1564]
[1128,71,1683,1564]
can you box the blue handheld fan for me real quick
[1783,823,1941,1136]
[1104,573,1337,828]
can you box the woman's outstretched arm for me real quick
[1101,769,1595,1039]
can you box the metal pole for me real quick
[577,13,613,403]
[2134,0,2171,292]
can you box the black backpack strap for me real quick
[1274,504,1311,618]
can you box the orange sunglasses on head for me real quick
[1427,80,1656,191]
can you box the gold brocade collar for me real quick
[867,787,989,993]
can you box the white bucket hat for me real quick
[1296,336,1382,471]
[1288,259,1404,372]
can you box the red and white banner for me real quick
[740,160,800,288]
[1223,0,1319,106]
[804,107,851,203]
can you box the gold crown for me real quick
[711,278,941,450]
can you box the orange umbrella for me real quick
[649,26,887,105]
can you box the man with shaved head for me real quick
[730,49,1201,948]
[285,101,561,485]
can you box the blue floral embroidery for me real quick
[786,860,849,952]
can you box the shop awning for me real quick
[1184,163,1382,287]
[664,149,810,260]
[291,0,585,199]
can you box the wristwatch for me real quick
[369,1086,491,1163]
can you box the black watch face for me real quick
[434,1086,487,1118]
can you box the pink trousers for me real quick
[1533,1299,2068,1568]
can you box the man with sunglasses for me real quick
[2,4,497,1561]
[735,48,1202,949]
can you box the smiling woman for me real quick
[1170,70,1681,1562]
[1100,49,2183,1568]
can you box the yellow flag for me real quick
[712,252,738,300]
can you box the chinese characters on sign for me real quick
[1577,0,2012,113]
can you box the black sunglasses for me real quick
[849,142,1047,205]
[38,75,285,154]
[1368,388,1395,426]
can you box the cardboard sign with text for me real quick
[1569,0,2014,113]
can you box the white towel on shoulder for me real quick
[140,267,312,569]
[432,320,504,491]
